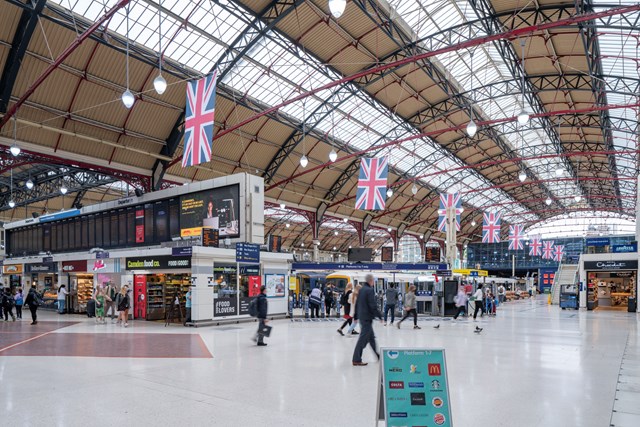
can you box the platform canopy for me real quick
[0,0,637,251]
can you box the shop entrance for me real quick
[587,270,636,311]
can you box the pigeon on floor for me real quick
[433,324,440,329]
[474,326,483,334]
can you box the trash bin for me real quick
[628,297,637,313]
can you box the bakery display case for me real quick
[76,274,95,313]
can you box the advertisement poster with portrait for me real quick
[179,184,240,238]
[265,274,286,298]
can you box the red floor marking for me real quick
[0,332,213,358]
[0,322,79,350]
[0,330,57,353]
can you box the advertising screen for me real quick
[179,184,240,238]
[264,274,286,298]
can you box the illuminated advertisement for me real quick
[179,184,240,238]
[264,274,286,298]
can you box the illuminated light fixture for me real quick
[26,179,34,190]
[328,0,346,18]
[574,194,582,203]
[420,235,424,239]
[517,109,530,125]
[153,1,167,95]
[333,246,337,250]
[545,197,552,205]
[343,217,348,223]
[411,183,418,195]
[301,243,305,247]
[471,220,476,227]
[300,154,308,168]
[8,200,15,209]
[60,185,68,195]
[518,170,527,182]
[328,148,337,162]
[279,203,285,210]
[348,245,352,249]
[555,167,563,177]
[386,188,393,197]
[8,166,15,208]
[371,237,375,242]
[10,116,20,156]
[285,223,290,228]
[460,207,465,213]
[122,5,135,109]
[387,227,392,232]
[10,144,20,156]
[466,119,477,137]
[334,231,338,236]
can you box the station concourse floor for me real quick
[1,297,639,427]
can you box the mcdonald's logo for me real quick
[428,363,441,376]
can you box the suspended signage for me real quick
[25,263,57,273]
[292,262,448,271]
[381,247,394,262]
[202,228,219,247]
[39,209,81,223]
[96,251,110,259]
[172,246,193,257]
[3,264,23,274]
[239,265,260,275]
[612,244,637,253]
[377,348,453,427]
[453,268,488,277]
[585,237,610,247]
[236,242,260,263]
[125,256,191,270]
[425,246,441,262]
[584,260,638,271]
[268,235,282,252]
[61,260,87,273]
[42,256,54,263]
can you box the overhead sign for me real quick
[61,260,87,273]
[585,237,610,247]
[96,251,110,259]
[90,258,120,273]
[236,242,260,263]
[584,260,638,270]
[39,209,81,223]
[268,234,282,252]
[42,256,54,263]
[125,256,191,270]
[612,244,637,253]
[453,268,488,277]
[425,246,441,262]
[3,264,23,274]
[292,262,449,271]
[381,247,394,262]
[202,228,219,247]
[377,348,452,427]
[172,246,193,257]
[25,263,57,273]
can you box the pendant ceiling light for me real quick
[471,220,476,227]
[279,203,285,210]
[545,197,552,205]
[386,188,393,198]
[517,39,529,125]
[411,183,418,195]
[10,117,20,156]
[300,101,308,168]
[518,170,527,182]
[60,185,68,195]
[466,119,477,137]
[574,194,582,203]
[466,49,477,138]
[329,148,337,162]
[26,178,34,190]
[328,0,346,18]
[8,167,15,208]
[122,4,135,108]
[555,166,563,177]
[153,0,167,95]
[300,155,308,168]
[343,217,348,223]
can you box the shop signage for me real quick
[239,265,260,275]
[611,271,634,278]
[42,256,53,263]
[453,268,488,277]
[96,251,110,259]
[39,208,80,223]
[584,260,638,270]
[125,256,191,270]
[90,258,120,273]
[213,297,237,317]
[612,244,637,253]
[213,265,237,274]
[202,228,219,247]
[62,260,87,273]
[3,264,23,274]
[239,297,252,315]
[172,246,193,257]
[25,263,57,273]
[377,348,452,427]
[236,242,260,263]
[292,262,449,271]
[585,237,610,247]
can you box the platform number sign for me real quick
[377,348,453,426]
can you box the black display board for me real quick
[425,246,441,262]
[381,246,393,262]
[179,184,240,238]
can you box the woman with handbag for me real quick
[115,285,131,327]
[94,287,111,325]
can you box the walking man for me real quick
[473,284,485,320]
[256,285,269,346]
[352,274,383,366]
[104,283,118,322]
[384,284,398,326]
[396,285,420,329]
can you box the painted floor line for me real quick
[0,330,57,354]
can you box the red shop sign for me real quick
[61,260,87,273]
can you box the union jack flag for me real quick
[529,237,542,257]
[355,157,388,210]
[182,72,218,168]
[553,245,565,262]
[482,211,501,243]
[542,241,555,259]
[437,192,462,232]
[508,224,524,250]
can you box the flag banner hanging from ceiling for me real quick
[437,192,462,232]
[542,241,555,259]
[482,211,501,243]
[355,157,388,210]
[553,245,565,262]
[182,71,218,168]
[508,224,524,250]
[529,236,542,257]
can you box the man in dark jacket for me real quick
[352,274,383,366]
[24,284,41,325]
[255,285,269,346]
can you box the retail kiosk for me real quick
[579,252,637,312]
[2,173,292,321]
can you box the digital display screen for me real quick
[179,184,240,238]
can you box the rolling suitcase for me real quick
[87,299,96,318]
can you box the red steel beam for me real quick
[165,3,640,168]
[0,0,132,130]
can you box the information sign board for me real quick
[377,348,453,427]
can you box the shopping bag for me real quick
[260,324,272,337]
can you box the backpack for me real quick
[248,298,258,317]
[340,291,349,306]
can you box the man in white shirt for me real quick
[473,284,485,320]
